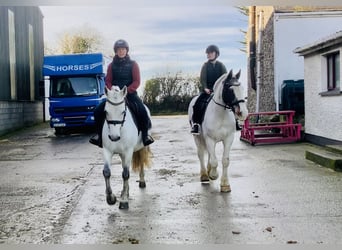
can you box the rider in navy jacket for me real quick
[191,45,227,134]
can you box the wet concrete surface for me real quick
[0,115,342,244]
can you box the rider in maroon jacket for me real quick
[89,39,154,148]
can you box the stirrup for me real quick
[191,123,200,135]
[143,135,154,146]
[89,135,103,148]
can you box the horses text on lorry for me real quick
[43,53,106,135]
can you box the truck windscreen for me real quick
[50,77,98,97]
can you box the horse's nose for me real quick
[108,135,120,142]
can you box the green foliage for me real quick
[236,6,249,16]
[143,72,200,114]
[143,78,161,105]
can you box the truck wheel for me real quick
[55,128,65,135]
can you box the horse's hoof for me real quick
[209,174,218,180]
[139,181,146,188]
[200,175,210,182]
[106,194,117,205]
[208,169,218,180]
[221,185,231,193]
[119,201,129,209]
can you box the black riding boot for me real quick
[126,93,154,146]
[191,93,209,134]
[142,130,154,146]
[89,101,105,148]
[191,123,200,135]
[235,119,241,131]
[89,121,103,148]
[191,102,201,135]
[89,133,102,148]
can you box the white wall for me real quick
[273,11,342,107]
[304,51,342,142]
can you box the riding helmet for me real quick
[114,39,129,52]
[206,44,220,57]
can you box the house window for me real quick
[327,52,340,91]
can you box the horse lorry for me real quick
[43,53,106,135]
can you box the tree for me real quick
[143,72,200,114]
[159,72,183,100]
[55,24,104,54]
[143,78,161,105]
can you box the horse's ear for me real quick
[222,69,233,84]
[105,86,110,94]
[122,86,128,97]
[235,69,241,80]
[225,69,233,83]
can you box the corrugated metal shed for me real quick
[0,6,44,101]
[0,6,44,136]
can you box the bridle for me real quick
[105,98,127,127]
[212,83,245,112]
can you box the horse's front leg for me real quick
[103,150,117,205]
[220,137,234,193]
[119,166,130,209]
[119,153,132,209]
[206,139,219,180]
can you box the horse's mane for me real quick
[213,73,228,93]
[213,69,242,94]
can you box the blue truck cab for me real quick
[43,53,106,135]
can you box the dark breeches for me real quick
[126,93,150,134]
[192,92,211,124]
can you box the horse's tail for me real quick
[132,146,152,172]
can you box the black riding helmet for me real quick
[114,39,129,53]
[206,44,220,58]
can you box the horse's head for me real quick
[104,86,127,142]
[219,69,248,121]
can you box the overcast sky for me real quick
[40,0,248,89]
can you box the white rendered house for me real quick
[294,31,342,145]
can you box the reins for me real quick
[212,98,233,110]
[212,83,245,112]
